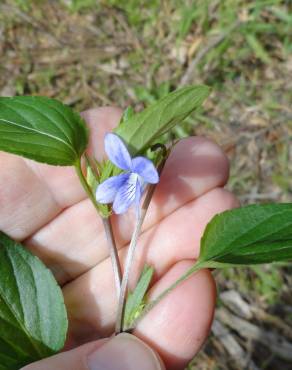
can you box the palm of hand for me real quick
[0,107,237,370]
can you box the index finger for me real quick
[0,107,122,241]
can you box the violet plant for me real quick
[96,133,159,215]
[0,86,291,369]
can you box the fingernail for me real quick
[87,333,164,370]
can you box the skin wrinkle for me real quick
[134,261,217,369]
[63,188,238,339]
[25,198,102,285]
[96,190,236,281]
[21,340,109,370]
[24,158,86,210]
[26,183,227,285]
[0,153,61,240]
[0,107,239,370]
[25,163,72,216]
[25,137,230,284]
[64,260,217,370]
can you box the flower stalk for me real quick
[115,155,167,334]
[115,182,157,334]
[102,217,122,295]
[75,158,122,297]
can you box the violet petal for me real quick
[132,156,159,184]
[96,173,129,204]
[112,173,138,214]
[104,133,132,171]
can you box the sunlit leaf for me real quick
[0,96,88,166]
[198,204,292,266]
[0,232,68,369]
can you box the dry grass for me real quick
[1,1,291,368]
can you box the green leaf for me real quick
[85,158,111,217]
[119,106,135,126]
[0,232,68,369]
[0,96,89,166]
[124,265,154,330]
[100,85,210,182]
[198,204,292,267]
[116,85,210,154]
[86,159,99,193]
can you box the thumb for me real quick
[21,333,165,370]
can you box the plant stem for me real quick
[128,261,207,330]
[102,217,122,295]
[115,183,157,334]
[75,159,100,213]
[115,153,168,334]
[75,159,122,297]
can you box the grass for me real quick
[1,0,292,368]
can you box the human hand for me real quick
[0,107,238,370]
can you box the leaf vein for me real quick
[0,248,43,358]
[0,117,76,157]
[11,99,74,147]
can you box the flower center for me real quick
[123,173,138,201]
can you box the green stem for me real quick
[115,155,168,334]
[75,159,100,212]
[75,159,122,296]
[102,217,122,295]
[128,261,207,330]
[115,183,156,334]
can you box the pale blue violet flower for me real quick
[96,133,159,214]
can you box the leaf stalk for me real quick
[128,261,207,330]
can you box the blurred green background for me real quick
[0,0,291,369]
